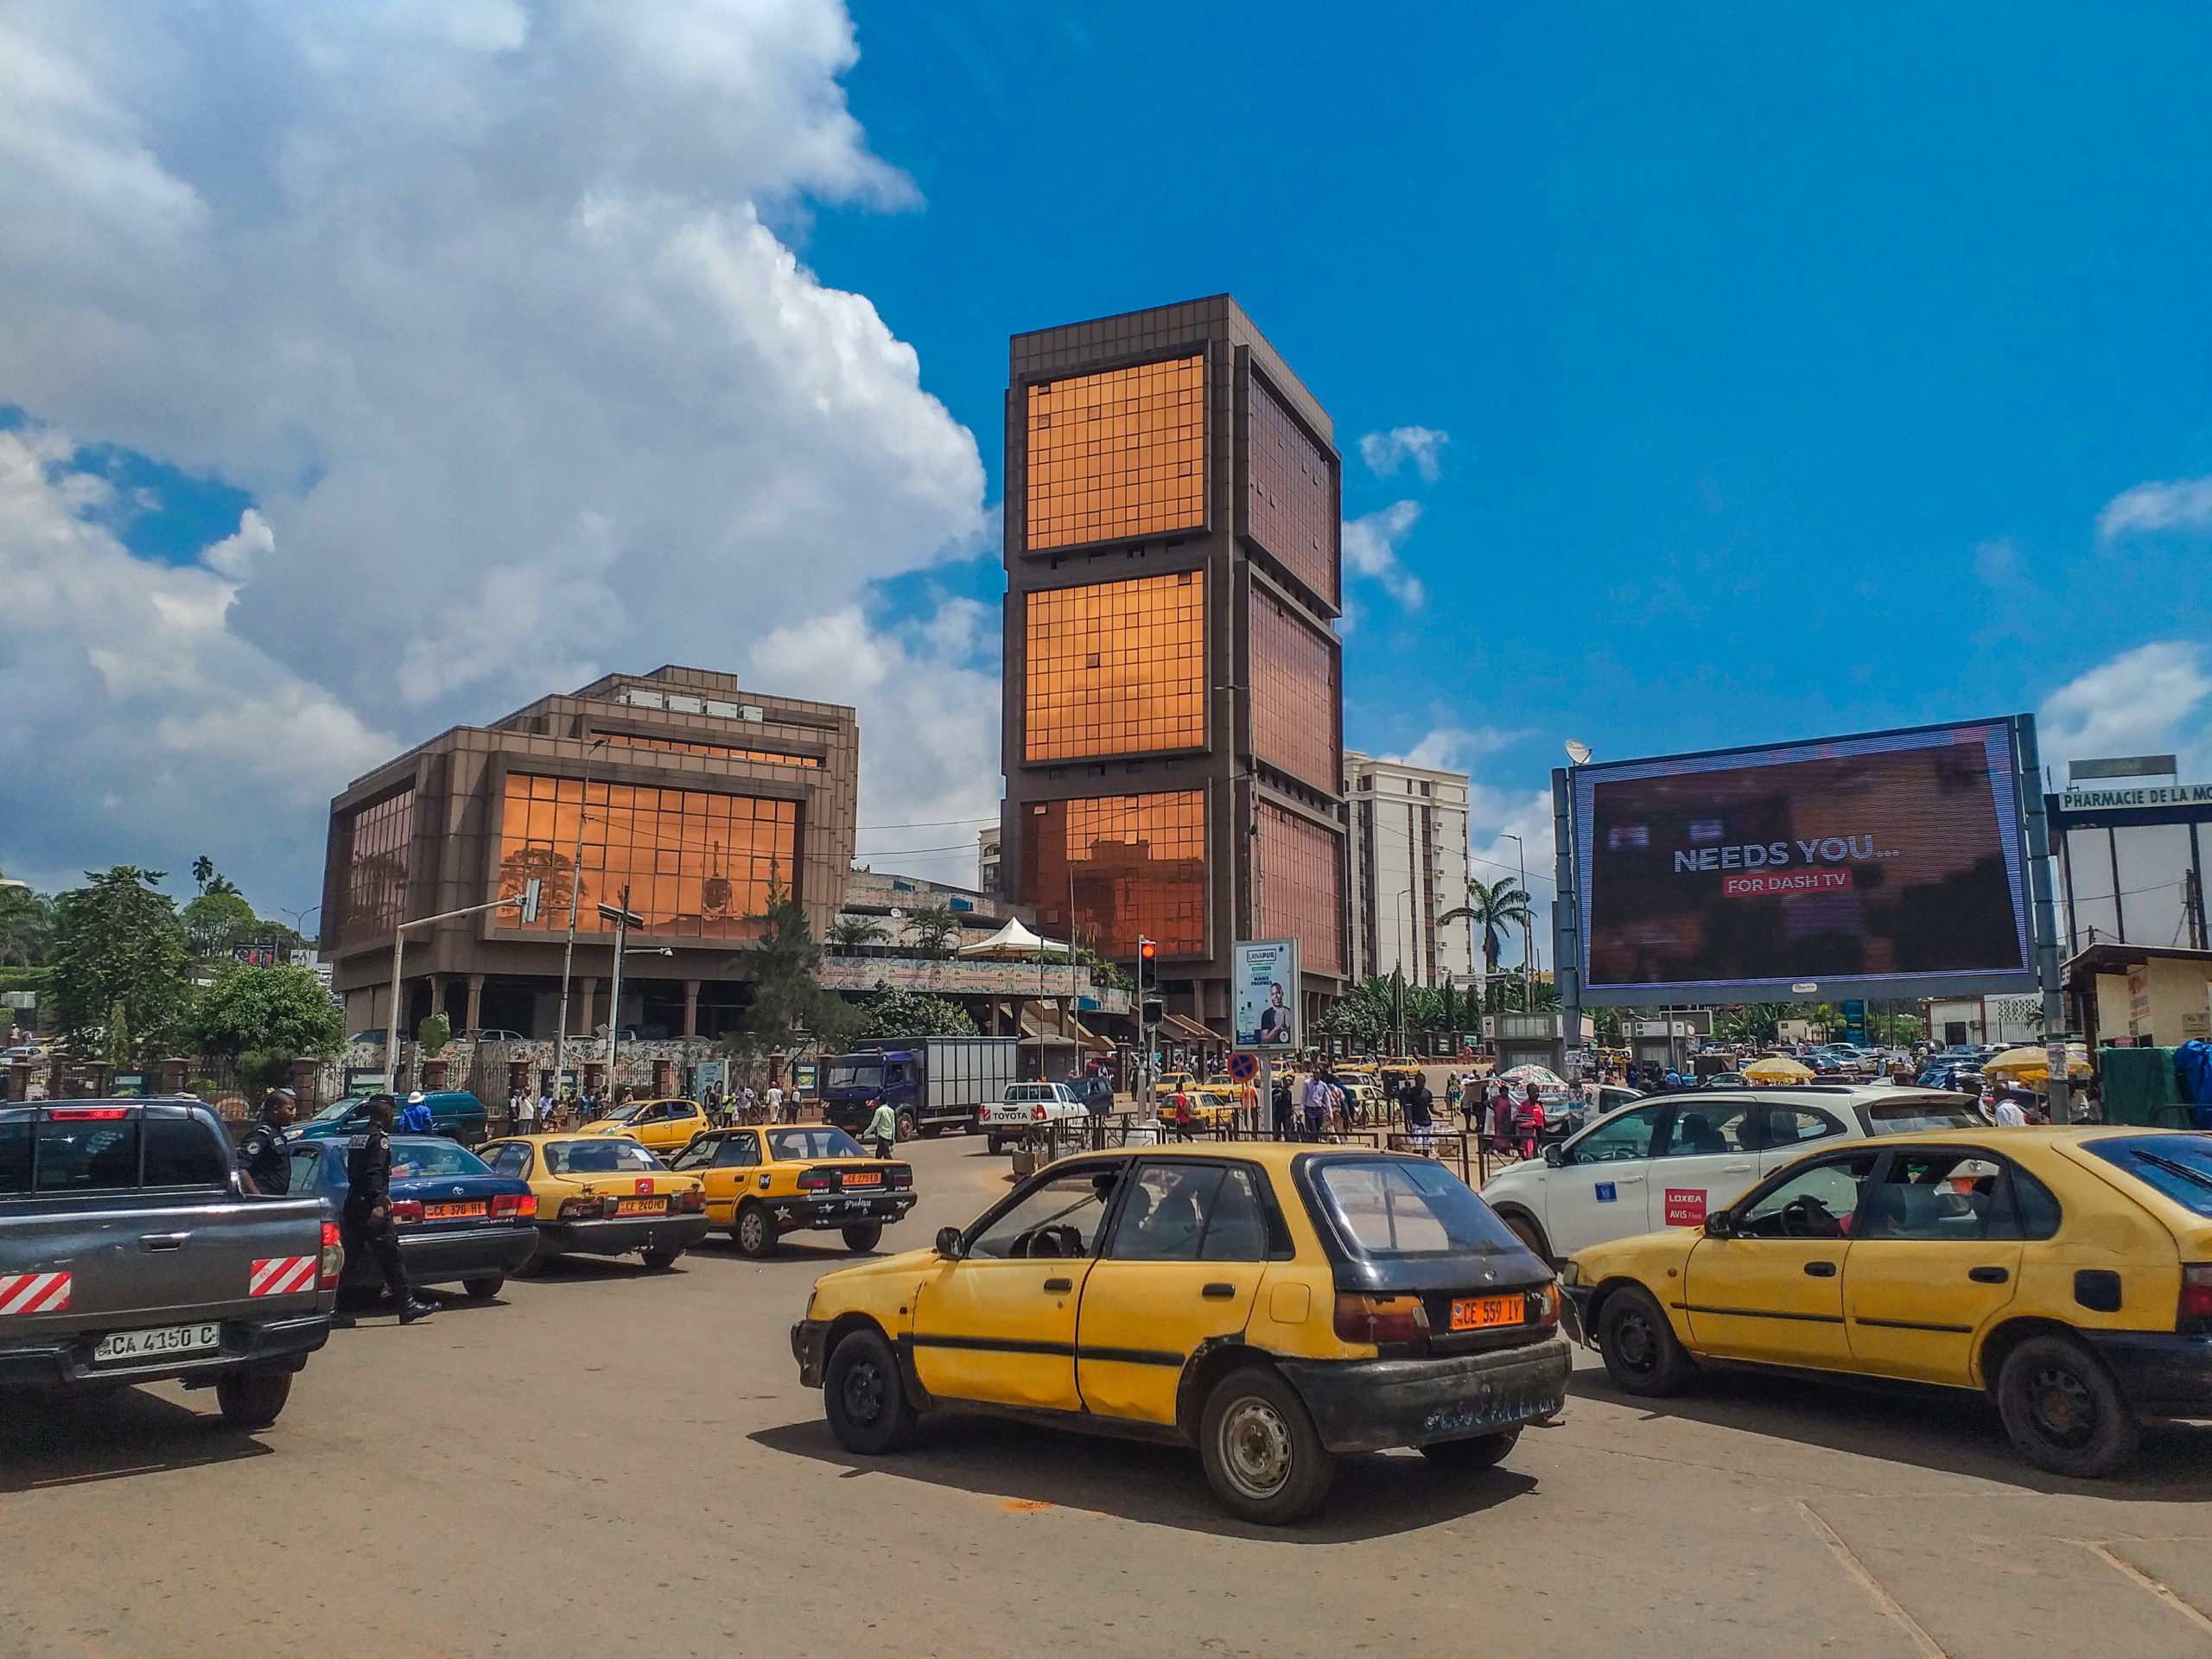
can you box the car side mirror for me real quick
[934,1226,966,1261]
[1704,1212,1735,1238]
[1542,1143,1567,1168]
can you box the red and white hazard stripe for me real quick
[250,1256,318,1297]
[0,1272,72,1316]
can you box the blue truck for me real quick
[821,1036,1020,1140]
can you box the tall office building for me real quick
[997,296,1350,1034]
[1344,750,1476,988]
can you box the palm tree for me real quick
[826,914,889,956]
[1437,874,1533,976]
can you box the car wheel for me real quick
[461,1275,505,1300]
[842,1222,883,1254]
[1595,1286,1698,1397]
[640,1249,681,1271]
[895,1109,919,1141]
[1997,1335,2139,1478]
[1420,1427,1520,1471]
[986,1135,1004,1154]
[734,1201,778,1259]
[1501,1212,1552,1264]
[824,1327,918,1455]
[216,1371,292,1430]
[1198,1366,1336,1525]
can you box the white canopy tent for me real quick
[955,915,1074,960]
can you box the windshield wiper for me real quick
[2126,1148,2212,1193]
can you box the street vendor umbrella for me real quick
[1497,1064,1566,1089]
[1982,1045,2093,1083]
[1742,1056,1816,1083]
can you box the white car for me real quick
[976,1082,1087,1154]
[1479,1084,1983,1263]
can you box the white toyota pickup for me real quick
[976,1083,1089,1154]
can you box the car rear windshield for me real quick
[2083,1135,2212,1217]
[542,1139,662,1175]
[1861,1098,1983,1135]
[769,1127,867,1160]
[1311,1159,1524,1258]
[388,1140,490,1179]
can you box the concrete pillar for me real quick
[7,1060,29,1102]
[682,979,701,1039]
[465,974,486,1037]
[48,1054,66,1099]
[289,1057,321,1110]
[652,1058,675,1097]
[579,977,599,1037]
[156,1058,188,1096]
[422,1058,449,1090]
[427,974,448,1030]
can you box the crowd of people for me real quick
[501,1077,806,1133]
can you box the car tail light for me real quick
[1534,1281,1561,1327]
[389,1199,423,1225]
[319,1221,341,1288]
[1333,1292,1430,1344]
[557,1196,601,1221]
[2181,1264,2212,1326]
[886,1165,912,1190]
[489,1192,528,1221]
[798,1168,835,1193]
[676,1189,703,1212]
[1033,1104,1047,1121]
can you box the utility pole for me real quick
[553,735,610,1097]
[385,880,540,1093]
[600,886,644,1092]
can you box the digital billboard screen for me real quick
[1575,721,2035,1002]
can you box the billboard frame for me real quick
[1230,938,1302,1052]
[1558,715,2046,1009]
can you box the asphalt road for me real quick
[6,1135,2212,1659]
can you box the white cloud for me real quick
[1342,499,1426,610]
[2038,641,2212,776]
[1465,782,1556,973]
[2095,477,2212,542]
[1972,537,2017,582]
[1357,426,1449,483]
[0,423,394,893]
[1382,727,1528,772]
[0,1,989,905]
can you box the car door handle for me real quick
[140,1232,190,1251]
[1202,1282,1236,1299]
[1722,1164,1753,1173]
[1042,1277,1072,1294]
[1616,1174,1644,1184]
[1802,1261,1837,1277]
[1968,1266,2010,1284]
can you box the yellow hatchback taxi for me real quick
[476,1134,710,1270]
[791,1145,1569,1524]
[666,1124,916,1258]
[577,1097,710,1157]
[1564,1127,2212,1478]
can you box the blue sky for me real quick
[3,3,2209,926]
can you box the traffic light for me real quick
[1138,938,1156,987]
[1142,997,1165,1026]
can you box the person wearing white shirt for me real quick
[1994,1094,2029,1127]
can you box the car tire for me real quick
[986,1135,1004,1154]
[640,1249,681,1271]
[842,1223,883,1254]
[1997,1334,2140,1478]
[1500,1211,1552,1264]
[823,1326,918,1455]
[734,1201,778,1259]
[1595,1286,1698,1397]
[895,1109,919,1141]
[461,1275,505,1300]
[1419,1427,1520,1471]
[216,1370,291,1431]
[1198,1366,1336,1525]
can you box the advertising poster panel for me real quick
[1231,939,1301,1051]
[1575,721,2035,1002]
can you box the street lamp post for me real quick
[599,887,645,1091]
[1498,831,1529,1007]
[384,881,540,1093]
[553,736,611,1097]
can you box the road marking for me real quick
[1796,1500,1947,1659]
[2082,1541,2212,1638]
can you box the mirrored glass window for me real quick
[1021,791,1206,957]
[335,787,416,944]
[1249,594,1336,789]
[1025,356,1205,551]
[1024,571,1205,762]
[1257,803,1344,977]
[601,732,821,768]
[1247,377,1335,599]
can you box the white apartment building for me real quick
[1344,751,1476,988]
[977,825,1002,898]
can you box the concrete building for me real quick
[1344,750,1475,987]
[995,296,1351,1036]
[976,826,1002,898]
[322,665,856,1043]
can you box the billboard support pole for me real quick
[1553,767,1580,1079]
[2017,715,2071,1124]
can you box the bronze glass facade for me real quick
[1021,791,1207,958]
[334,786,415,945]
[1024,569,1205,762]
[1257,803,1345,978]
[603,731,821,768]
[1024,355,1205,551]
[1247,378,1336,601]
[496,773,797,941]
[1249,593,1338,791]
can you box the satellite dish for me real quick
[1565,741,1593,766]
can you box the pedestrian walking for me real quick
[1171,1084,1194,1141]
[765,1082,785,1123]
[1300,1070,1328,1141]
[1404,1073,1435,1155]
[237,1088,297,1195]
[1272,1076,1294,1141]
[865,1094,898,1159]
[330,1095,435,1328]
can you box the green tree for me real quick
[49,867,191,1049]
[183,889,260,957]
[182,963,345,1058]
[855,982,979,1039]
[416,1012,453,1053]
[190,855,239,897]
[826,913,889,954]
[105,1000,132,1067]
[1437,875,1534,976]
[0,882,54,967]
[906,903,960,959]
[722,870,857,1058]
[1316,987,1387,1051]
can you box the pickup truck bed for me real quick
[1,1099,334,1428]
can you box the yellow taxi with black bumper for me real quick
[576,1097,710,1158]
[667,1124,914,1258]
[791,1144,1568,1524]
[1563,1126,2212,1478]
[475,1134,710,1270]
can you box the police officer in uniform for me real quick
[331,1094,435,1328]
[237,1087,297,1194]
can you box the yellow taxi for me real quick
[576,1096,710,1157]
[790,1143,1568,1524]
[1153,1073,1244,1125]
[666,1123,916,1258]
[1564,1126,2212,1478]
[476,1134,710,1271]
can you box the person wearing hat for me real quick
[332,1093,435,1327]
[397,1091,435,1134]
[237,1087,297,1195]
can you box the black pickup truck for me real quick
[0,1098,334,1427]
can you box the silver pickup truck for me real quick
[0,1097,334,1428]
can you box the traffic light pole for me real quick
[383,880,540,1095]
